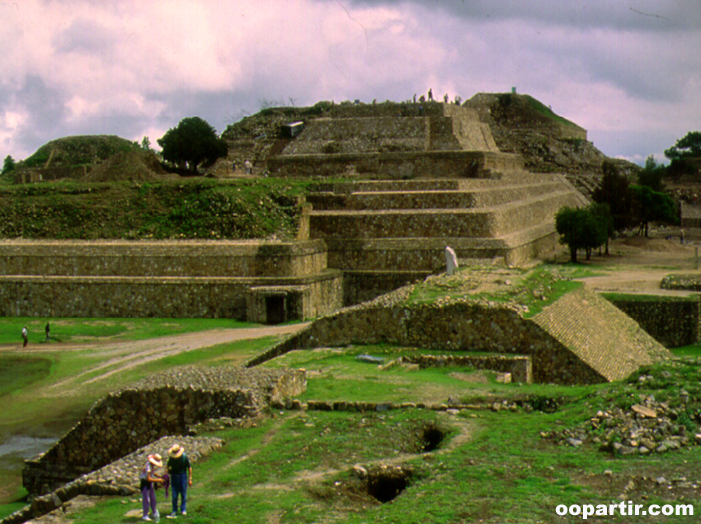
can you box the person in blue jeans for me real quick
[166,444,192,518]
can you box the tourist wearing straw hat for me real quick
[166,444,192,518]
[140,454,164,521]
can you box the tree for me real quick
[629,184,678,237]
[157,117,228,173]
[638,155,666,192]
[592,160,635,231]
[665,131,701,161]
[589,202,614,256]
[2,155,16,175]
[555,205,609,263]
[140,136,152,152]
[665,131,701,179]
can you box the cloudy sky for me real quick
[1,0,700,165]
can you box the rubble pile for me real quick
[546,394,701,455]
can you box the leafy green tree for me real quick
[592,160,635,231]
[589,202,614,256]
[665,131,701,179]
[638,155,666,192]
[665,131,701,160]
[555,205,608,263]
[157,117,228,173]
[140,136,152,152]
[2,155,16,175]
[629,184,678,237]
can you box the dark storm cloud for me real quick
[2,0,700,164]
[53,17,118,56]
[12,76,71,154]
[346,0,701,32]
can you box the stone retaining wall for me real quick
[268,150,522,179]
[23,367,306,496]
[247,298,602,385]
[607,295,700,348]
[4,436,223,524]
[0,240,328,278]
[247,285,669,385]
[0,240,343,321]
[0,272,343,320]
[402,354,533,383]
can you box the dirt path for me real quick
[0,323,308,399]
[558,235,701,295]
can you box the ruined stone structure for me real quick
[249,285,670,385]
[0,102,587,319]
[0,239,342,323]
[608,295,700,348]
[267,102,521,179]
[22,366,306,496]
[307,174,586,303]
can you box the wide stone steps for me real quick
[310,189,577,239]
[323,221,557,271]
[307,182,565,211]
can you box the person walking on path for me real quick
[166,444,192,518]
[21,326,28,348]
[45,322,51,342]
[140,454,164,521]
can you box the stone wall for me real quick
[247,285,669,385]
[0,272,342,320]
[0,240,343,321]
[5,436,223,524]
[268,150,522,179]
[281,103,498,157]
[23,366,306,496]
[607,295,700,348]
[402,354,532,383]
[0,240,328,277]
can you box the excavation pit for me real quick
[366,465,413,503]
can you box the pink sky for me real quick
[1,0,700,164]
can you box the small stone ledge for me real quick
[270,398,523,413]
[2,436,223,524]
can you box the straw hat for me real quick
[168,444,184,459]
[148,454,163,468]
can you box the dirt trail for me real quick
[560,235,701,295]
[0,323,308,399]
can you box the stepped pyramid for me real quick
[269,103,589,304]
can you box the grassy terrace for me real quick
[0,178,310,240]
[1,308,700,523]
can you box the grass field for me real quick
[2,315,701,522]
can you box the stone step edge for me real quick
[309,189,574,216]
[271,399,522,413]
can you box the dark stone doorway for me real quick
[266,295,287,324]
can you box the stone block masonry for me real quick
[249,285,669,385]
[607,295,700,348]
[5,436,223,524]
[22,366,306,496]
[0,239,343,322]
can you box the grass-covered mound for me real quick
[0,178,308,239]
[20,135,139,169]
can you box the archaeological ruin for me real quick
[5,96,680,523]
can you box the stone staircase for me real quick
[308,173,588,305]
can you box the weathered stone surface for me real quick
[251,286,669,385]
[5,436,221,524]
[548,398,697,456]
[23,366,305,496]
